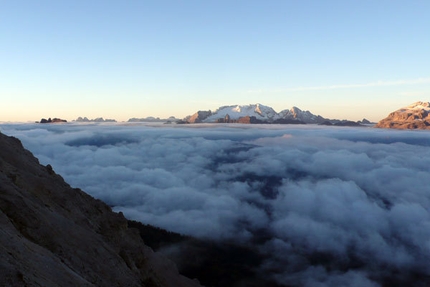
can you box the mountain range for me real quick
[182,101,430,129]
[43,101,430,130]
[183,103,350,124]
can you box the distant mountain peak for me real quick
[376,101,430,129]
[74,117,116,123]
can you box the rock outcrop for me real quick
[0,132,201,287]
[375,101,430,129]
[40,117,67,123]
[184,111,212,123]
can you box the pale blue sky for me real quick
[1,0,429,122]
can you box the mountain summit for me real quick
[375,101,430,129]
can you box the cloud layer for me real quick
[2,122,430,286]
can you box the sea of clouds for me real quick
[2,122,430,287]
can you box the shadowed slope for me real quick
[0,132,201,287]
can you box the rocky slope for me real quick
[375,101,430,129]
[0,131,201,287]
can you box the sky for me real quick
[1,0,430,122]
[3,122,430,286]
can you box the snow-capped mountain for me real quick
[376,101,430,129]
[203,104,280,122]
[184,104,327,124]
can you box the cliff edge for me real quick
[0,131,201,287]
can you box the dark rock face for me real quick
[0,132,201,287]
[333,120,362,127]
[318,120,334,126]
[318,120,364,127]
[128,221,285,287]
[272,118,306,124]
[40,117,67,123]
